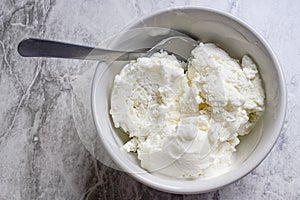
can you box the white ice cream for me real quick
[110,43,265,178]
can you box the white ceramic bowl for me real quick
[91,7,286,194]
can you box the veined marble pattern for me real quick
[0,0,299,199]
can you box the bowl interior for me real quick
[92,7,286,194]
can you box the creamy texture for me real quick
[110,43,265,178]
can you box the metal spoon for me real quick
[17,38,149,62]
[18,34,197,62]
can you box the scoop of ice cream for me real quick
[110,52,185,140]
[188,43,265,138]
[110,43,265,178]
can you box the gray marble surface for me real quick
[0,0,299,199]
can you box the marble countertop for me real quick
[0,0,299,199]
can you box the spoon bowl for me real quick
[147,36,198,61]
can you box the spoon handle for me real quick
[18,38,148,62]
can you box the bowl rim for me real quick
[91,6,287,194]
